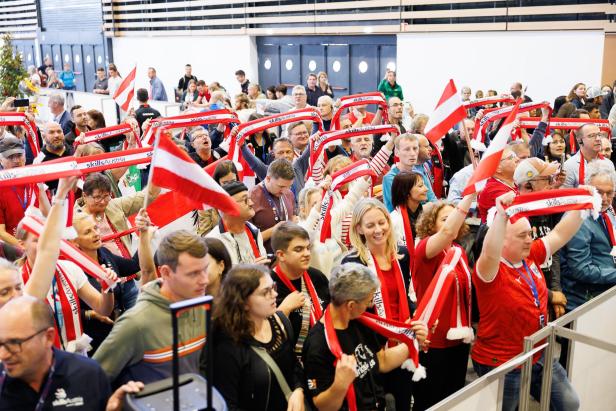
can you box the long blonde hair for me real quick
[349,198,399,264]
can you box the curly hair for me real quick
[415,200,469,241]
[213,264,270,343]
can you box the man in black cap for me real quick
[206,181,268,264]
[0,137,37,247]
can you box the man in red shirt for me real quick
[0,137,38,246]
[477,144,520,223]
[473,191,585,411]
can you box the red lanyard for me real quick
[273,265,323,325]
[601,211,616,247]
[578,152,604,186]
[105,216,131,259]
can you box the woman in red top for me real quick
[411,193,474,410]
[342,198,413,411]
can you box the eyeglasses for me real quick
[0,328,47,355]
[87,193,111,202]
[500,153,518,162]
[584,133,603,140]
[389,103,404,107]
[293,93,307,97]
[256,283,277,298]
[596,189,615,198]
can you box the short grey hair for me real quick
[410,114,429,134]
[317,95,333,107]
[188,127,209,141]
[586,160,616,189]
[292,85,306,95]
[48,93,65,106]
[0,258,18,276]
[329,263,380,306]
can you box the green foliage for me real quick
[0,33,27,101]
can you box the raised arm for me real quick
[24,176,78,299]
[135,208,158,287]
[425,194,475,259]
[476,191,515,282]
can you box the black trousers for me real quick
[412,343,470,411]
[382,365,413,411]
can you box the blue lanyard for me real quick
[0,355,56,411]
[11,186,29,211]
[260,184,287,222]
[508,260,540,308]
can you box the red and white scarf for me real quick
[471,101,551,151]
[331,92,388,131]
[0,112,40,157]
[462,96,515,109]
[142,109,239,146]
[309,125,397,177]
[323,308,424,411]
[20,214,117,291]
[369,255,411,323]
[273,266,323,325]
[319,159,376,242]
[601,210,616,257]
[76,123,140,148]
[21,260,82,349]
[411,246,474,343]
[486,188,601,225]
[0,147,153,187]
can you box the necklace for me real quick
[95,213,104,222]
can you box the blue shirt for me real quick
[149,77,168,101]
[59,70,75,88]
[560,213,616,310]
[383,164,437,212]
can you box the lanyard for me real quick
[11,186,31,211]
[0,356,56,411]
[260,184,288,222]
[507,260,540,308]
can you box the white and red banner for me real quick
[424,79,467,144]
[331,92,388,131]
[20,214,117,292]
[0,111,40,157]
[487,188,601,224]
[517,117,612,137]
[463,101,521,195]
[150,135,240,216]
[113,66,137,112]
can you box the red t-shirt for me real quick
[414,239,468,348]
[477,177,517,223]
[380,266,400,322]
[346,111,375,125]
[0,185,34,237]
[472,238,550,366]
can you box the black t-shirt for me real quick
[0,349,111,411]
[302,320,387,411]
[273,267,330,347]
[135,105,161,130]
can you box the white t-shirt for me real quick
[108,76,123,97]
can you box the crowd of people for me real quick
[0,62,615,411]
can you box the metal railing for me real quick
[430,284,616,411]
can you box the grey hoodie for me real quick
[93,280,206,385]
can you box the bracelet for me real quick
[51,197,67,206]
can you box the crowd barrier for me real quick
[430,285,616,411]
[34,88,182,127]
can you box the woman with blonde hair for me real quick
[317,71,333,98]
[342,197,414,411]
[411,194,474,410]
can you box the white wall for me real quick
[111,35,259,107]
[397,31,605,114]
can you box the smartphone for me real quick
[13,98,29,108]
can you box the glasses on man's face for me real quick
[88,193,111,203]
[500,153,518,163]
[584,133,602,140]
[256,283,277,298]
[0,328,47,355]
[597,189,615,198]
[389,103,403,108]
[236,195,251,206]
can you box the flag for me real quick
[463,101,521,196]
[424,79,467,144]
[150,135,240,216]
[113,66,137,112]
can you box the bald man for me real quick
[34,122,74,192]
[0,296,111,410]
